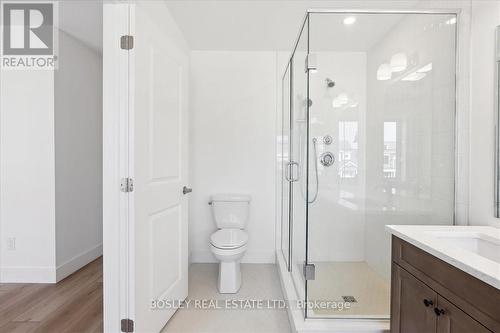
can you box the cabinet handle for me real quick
[434,307,445,316]
[423,299,434,307]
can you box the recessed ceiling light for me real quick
[343,16,356,25]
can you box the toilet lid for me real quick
[210,229,248,249]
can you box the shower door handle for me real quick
[286,161,299,183]
[285,162,292,182]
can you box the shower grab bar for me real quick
[286,161,299,182]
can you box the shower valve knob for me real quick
[320,152,335,167]
[323,135,333,145]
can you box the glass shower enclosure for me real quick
[280,10,458,319]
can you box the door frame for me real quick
[103,2,135,332]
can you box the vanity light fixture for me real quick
[377,63,392,80]
[401,62,432,81]
[401,72,426,81]
[390,53,408,72]
[417,62,433,73]
[332,93,350,108]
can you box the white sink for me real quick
[425,231,500,264]
[385,225,500,289]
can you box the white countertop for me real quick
[386,225,500,290]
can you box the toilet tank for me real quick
[211,194,251,229]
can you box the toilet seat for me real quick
[210,229,248,249]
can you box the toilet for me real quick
[209,193,251,294]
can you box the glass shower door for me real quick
[290,15,309,309]
[281,63,291,269]
[304,11,457,319]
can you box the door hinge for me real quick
[121,318,134,332]
[120,35,134,50]
[303,263,315,281]
[121,178,134,193]
[305,53,317,73]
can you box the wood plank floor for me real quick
[0,257,103,333]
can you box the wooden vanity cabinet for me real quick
[435,295,491,333]
[392,264,437,333]
[390,236,500,333]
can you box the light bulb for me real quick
[343,16,356,25]
[377,63,392,81]
[390,53,408,72]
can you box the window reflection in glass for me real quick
[338,121,359,179]
[383,122,397,179]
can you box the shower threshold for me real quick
[276,253,390,333]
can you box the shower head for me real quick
[326,78,335,88]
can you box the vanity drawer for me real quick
[392,236,500,332]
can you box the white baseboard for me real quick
[0,244,103,284]
[191,249,275,264]
[56,244,103,282]
[0,266,57,283]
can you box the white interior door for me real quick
[131,2,189,332]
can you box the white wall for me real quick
[469,1,500,228]
[0,20,102,284]
[0,70,57,282]
[54,30,103,281]
[189,51,277,263]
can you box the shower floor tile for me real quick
[307,262,390,318]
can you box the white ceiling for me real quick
[164,0,418,51]
[55,0,432,53]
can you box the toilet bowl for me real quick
[210,229,248,293]
[209,194,251,294]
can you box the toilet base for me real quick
[217,261,241,294]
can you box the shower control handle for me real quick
[285,162,291,182]
[320,152,335,167]
[285,161,299,182]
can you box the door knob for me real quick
[183,186,192,195]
